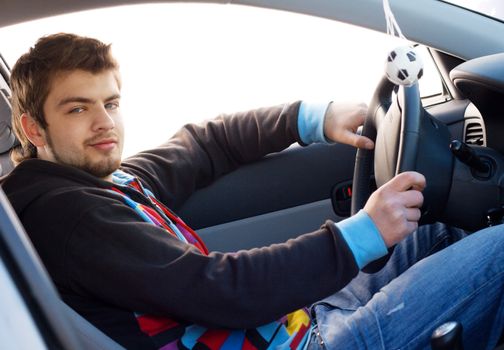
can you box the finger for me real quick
[388,171,426,192]
[354,135,374,150]
[409,179,426,192]
[406,221,419,235]
[405,207,422,222]
[399,190,424,208]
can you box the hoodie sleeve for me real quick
[62,194,359,329]
[121,102,302,208]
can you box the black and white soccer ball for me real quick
[385,46,424,86]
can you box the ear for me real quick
[20,113,47,147]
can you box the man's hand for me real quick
[364,171,426,247]
[323,102,374,150]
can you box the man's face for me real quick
[40,69,124,179]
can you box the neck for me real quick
[102,173,114,183]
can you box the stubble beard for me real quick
[46,132,121,179]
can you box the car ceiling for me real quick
[0,0,503,61]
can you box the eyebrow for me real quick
[57,94,121,107]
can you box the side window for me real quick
[416,46,445,100]
[0,4,446,156]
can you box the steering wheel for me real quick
[350,75,454,225]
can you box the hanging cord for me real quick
[382,0,424,86]
[383,0,406,39]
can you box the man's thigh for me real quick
[316,223,466,309]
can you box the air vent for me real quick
[463,104,486,147]
[464,120,485,146]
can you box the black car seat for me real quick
[60,301,125,349]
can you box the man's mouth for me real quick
[88,138,118,151]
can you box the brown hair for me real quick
[10,33,120,163]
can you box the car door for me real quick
[176,55,450,254]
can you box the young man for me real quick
[2,33,503,349]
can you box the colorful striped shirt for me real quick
[111,169,312,350]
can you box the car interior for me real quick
[1,0,504,349]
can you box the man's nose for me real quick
[93,106,115,131]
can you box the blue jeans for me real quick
[307,222,504,349]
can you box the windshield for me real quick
[443,0,504,21]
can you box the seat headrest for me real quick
[0,89,17,176]
[0,90,16,154]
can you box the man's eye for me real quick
[105,102,119,110]
[69,107,85,114]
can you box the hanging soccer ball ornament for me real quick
[385,46,424,86]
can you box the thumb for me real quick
[388,171,426,192]
[341,131,374,149]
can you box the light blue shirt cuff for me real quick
[336,210,388,269]
[297,101,331,144]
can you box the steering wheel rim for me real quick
[351,75,452,222]
[351,75,396,215]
